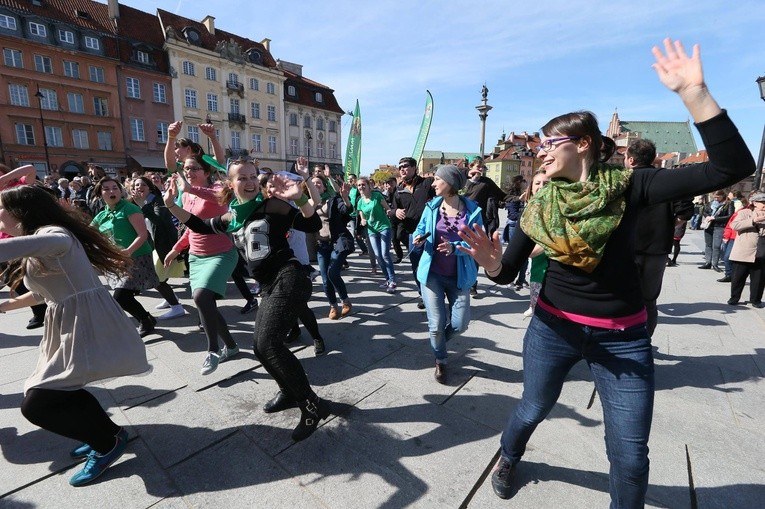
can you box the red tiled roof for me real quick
[117,5,165,47]
[678,150,708,165]
[156,9,277,69]
[0,0,114,33]
[658,152,677,160]
[282,69,344,114]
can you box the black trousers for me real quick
[21,388,120,454]
[730,258,765,304]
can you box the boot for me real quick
[292,396,331,441]
[138,315,157,337]
[263,390,298,414]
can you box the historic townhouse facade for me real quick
[156,11,286,167]
[281,62,344,173]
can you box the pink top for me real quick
[0,176,27,239]
[537,298,647,330]
[172,184,233,256]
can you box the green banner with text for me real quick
[411,90,434,164]
[344,100,361,179]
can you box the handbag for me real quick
[700,216,713,230]
[333,234,355,256]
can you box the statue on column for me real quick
[481,84,489,101]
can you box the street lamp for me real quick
[34,85,51,174]
[754,76,765,191]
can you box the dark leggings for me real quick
[671,239,681,263]
[193,287,235,352]
[232,255,255,303]
[255,262,315,402]
[292,305,322,340]
[155,281,179,306]
[113,288,150,321]
[21,388,120,454]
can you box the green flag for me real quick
[412,90,434,164]
[344,100,361,180]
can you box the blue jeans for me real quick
[408,234,425,293]
[722,239,734,277]
[316,241,350,305]
[501,306,654,509]
[368,228,395,283]
[421,272,471,363]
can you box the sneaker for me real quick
[386,281,397,294]
[157,304,186,321]
[155,300,170,310]
[341,301,353,317]
[328,306,340,320]
[70,429,128,461]
[200,352,220,375]
[314,337,326,356]
[240,299,258,314]
[523,307,533,318]
[491,457,516,499]
[219,344,240,363]
[69,430,129,486]
[378,281,389,289]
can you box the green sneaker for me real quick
[70,428,128,461]
[200,352,220,375]
[69,430,128,486]
[219,345,240,363]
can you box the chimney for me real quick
[202,15,215,34]
[107,0,119,20]
[260,38,271,51]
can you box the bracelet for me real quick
[486,263,502,277]
[294,194,309,207]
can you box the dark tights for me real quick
[21,388,120,454]
[155,281,179,306]
[291,305,322,340]
[113,288,150,321]
[193,287,235,352]
[671,239,681,263]
[232,255,255,303]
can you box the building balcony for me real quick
[228,112,246,125]
[225,148,250,158]
[226,81,244,97]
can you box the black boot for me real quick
[292,396,331,441]
[263,391,298,413]
[138,315,157,337]
[313,337,326,356]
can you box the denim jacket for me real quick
[414,196,483,290]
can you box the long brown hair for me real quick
[541,111,615,164]
[522,169,547,203]
[0,184,131,289]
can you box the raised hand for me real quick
[651,38,703,95]
[294,156,309,179]
[270,174,304,202]
[168,121,183,138]
[198,123,216,139]
[163,177,179,208]
[456,223,503,269]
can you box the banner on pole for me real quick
[412,90,434,164]
[344,100,361,180]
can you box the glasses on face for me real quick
[537,136,580,152]
[398,164,411,171]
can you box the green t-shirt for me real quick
[92,199,153,257]
[356,191,391,233]
[348,186,360,217]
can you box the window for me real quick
[135,50,150,64]
[207,93,218,112]
[303,116,311,128]
[153,83,166,103]
[126,77,140,99]
[67,92,84,113]
[317,118,324,131]
[287,85,296,96]
[289,113,298,126]
[89,65,104,83]
[72,129,88,149]
[63,60,79,78]
[228,73,240,85]
[249,78,259,91]
[187,125,199,143]
[205,67,216,81]
[59,29,74,44]
[329,120,336,133]
[4,48,22,68]
[230,98,240,114]
[182,61,195,76]
[268,135,277,154]
[266,82,275,94]
[8,84,29,107]
[0,14,17,30]
[231,131,241,149]
[157,122,168,143]
[251,133,261,152]
[315,92,323,102]
[290,138,298,156]
[130,118,145,141]
[84,36,99,50]
[93,97,108,116]
[38,88,58,110]
[29,22,46,37]
[330,143,336,159]
[267,105,276,122]
[34,55,52,73]
[16,124,35,145]
[317,143,325,158]
[45,126,63,147]
[97,131,112,150]
[184,88,197,109]
[304,139,312,157]
[250,102,260,119]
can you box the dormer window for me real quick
[76,10,91,20]
[247,49,262,65]
[29,22,46,37]
[287,85,296,97]
[183,27,201,45]
[315,92,323,103]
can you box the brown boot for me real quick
[434,363,447,384]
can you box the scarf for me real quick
[227,194,264,233]
[520,164,633,273]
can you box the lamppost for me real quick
[476,84,492,158]
[754,75,765,191]
[34,85,52,174]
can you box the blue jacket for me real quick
[414,196,483,290]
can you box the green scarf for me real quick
[227,194,264,233]
[520,164,633,273]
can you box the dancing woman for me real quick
[458,39,755,506]
[0,185,149,487]
[356,177,397,293]
[164,157,331,441]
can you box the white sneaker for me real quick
[157,304,186,321]
[200,352,220,375]
[523,307,533,318]
[155,300,170,310]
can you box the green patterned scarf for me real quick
[520,164,633,273]
[226,194,264,233]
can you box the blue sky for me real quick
[118,0,765,173]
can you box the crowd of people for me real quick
[0,38,761,508]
